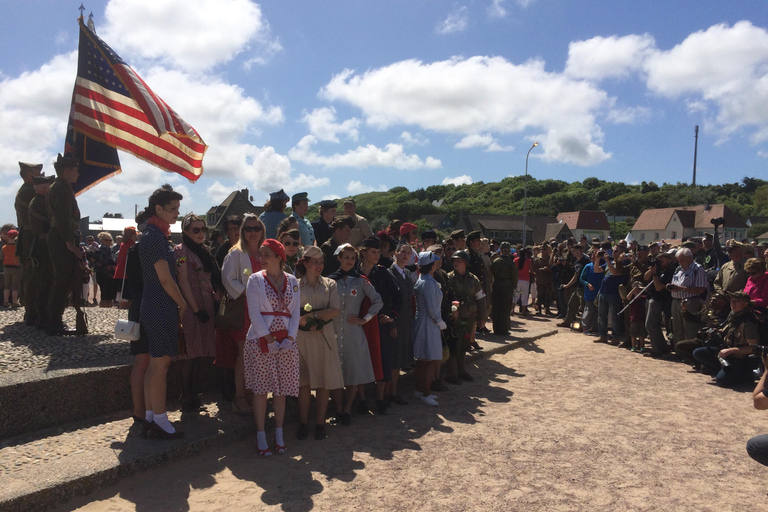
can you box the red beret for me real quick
[261,238,286,262]
[399,223,417,236]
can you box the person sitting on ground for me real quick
[674,293,731,369]
[692,291,760,388]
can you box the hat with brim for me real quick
[467,230,482,242]
[500,241,512,250]
[53,153,79,173]
[343,198,356,206]
[318,199,337,209]
[726,291,752,304]
[292,192,309,204]
[7,229,19,238]
[331,215,355,230]
[361,237,381,249]
[450,229,465,240]
[303,246,323,260]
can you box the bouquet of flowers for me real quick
[299,303,333,349]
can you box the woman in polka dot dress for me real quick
[245,239,301,456]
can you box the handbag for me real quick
[215,293,246,330]
[114,259,140,341]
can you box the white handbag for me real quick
[114,256,141,341]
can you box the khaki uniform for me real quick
[532,255,553,312]
[27,194,51,327]
[490,255,518,334]
[46,177,81,330]
[348,214,373,248]
[444,270,486,378]
[713,260,748,295]
[14,182,35,313]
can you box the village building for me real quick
[556,210,611,242]
[630,204,748,243]
[205,189,263,232]
[456,213,557,245]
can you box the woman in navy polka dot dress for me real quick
[137,185,187,439]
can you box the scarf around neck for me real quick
[329,266,362,281]
[147,215,171,239]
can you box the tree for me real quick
[748,223,768,239]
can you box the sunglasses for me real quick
[189,226,208,234]
[282,240,300,247]
[243,225,263,233]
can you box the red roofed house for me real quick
[630,204,748,243]
[556,211,611,242]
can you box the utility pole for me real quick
[692,125,699,186]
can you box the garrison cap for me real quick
[466,230,482,242]
[450,229,465,240]
[19,162,43,174]
[291,192,309,204]
[32,173,55,185]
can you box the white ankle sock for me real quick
[153,412,175,434]
[145,410,154,423]
[275,427,285,447]
[257,431,269,451]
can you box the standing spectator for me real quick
[175,214,219,413]
[466,231,489,338]
[220,214,265,414]
[625,245,650,352]
[312,200,337,247]
[321,215,354,277]
[558,244,589,328]
[279,229,302,274]
[137,184,186,439]
[114,227,137,303]
[295,246,343,441]
[513,247,533,316]
[580,249,603,334]
[245,239,301,456]
[643,252,676,356]
[124,237,149,436]
[412,251,446,406]
[490,242,518,335]
[2,230,21,308]
[388,242,415,404]
[15,162,42,324]
[214,215,242,269]
[343,198,373,248]
[291,192,315,247]
[208,230,224,256]
[744,258,768,308]
[259,189,289,240]
[594,245,628,345]
[668,248,708,350]
[532,243,554,316]
[94,232,118,308]
[276,216,299,240]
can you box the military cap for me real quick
[343,197,356,206]
[291,192,309,204]
[318,199,337,209]
[657,251,672,259]
[303,246,323,259]
[331,215,355,230]
[451,249,471,264]
[19,162,43,174]
[426,244,443,252]
[466,230,482,242]
[361,236,380,249]
[500,241,512,250]
[32,173,55,185]
[421,230,437,241]
[682,240,696,249]
[726,291,752,303]
[703,232,714,240]
[269,189,290,203]
[418,251,440,267]
[637,245,649,251]
[53,153,79,173]
[649,241,660,247]
[726,243,742,252]
[450,229,465,240]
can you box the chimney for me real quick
[241,188,249,199]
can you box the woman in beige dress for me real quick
[295,246,344,440]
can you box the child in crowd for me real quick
[1,229,21,308]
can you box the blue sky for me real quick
[1,0,767,225]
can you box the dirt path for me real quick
[58,328,768,511]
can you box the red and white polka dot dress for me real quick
[244,272,300,396]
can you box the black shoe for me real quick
[458,372,475,382]
[608,339,621,346]
[148,421,184,439]
[618,341,632,349]
[129,415,150,438]
[389,394,409,405]
[314,425,326,440]
[341,412,352,426]
[296,423,308,440]
[24,313,37,327]
[445,376,462,385]
[376,400,388,415]
[431,379,447,392]
[357,400,370,415]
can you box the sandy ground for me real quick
[57,327,768,512]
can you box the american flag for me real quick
[65,18,207,195]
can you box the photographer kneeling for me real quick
[692,292,759,388]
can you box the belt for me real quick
[262,311,291,317]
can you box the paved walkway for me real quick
[54,325,768,512]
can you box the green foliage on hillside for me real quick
[308,177,768,234]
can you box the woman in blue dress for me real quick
[412,251,447,407]
[137,185,187,439]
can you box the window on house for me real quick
[640,233,645,241]
[654,233,659,240]
[671,231,676,239]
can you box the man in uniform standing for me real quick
[467,230,489,335]
[15,162,43,325]
[312,199,337,246]
[451,230,466,251]
[46,155,82,336]
[490,242,518,335]
[291,192,315,247]
[321,215,355,277]
[343,198,373,247]
[532,242,554,315]
[27,174,55,330]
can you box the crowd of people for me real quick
[4,159,768,462]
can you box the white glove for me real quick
[437,320,447,330]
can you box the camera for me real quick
[710,217,725,227]
[753,345,768,357]
[647,256,657,267]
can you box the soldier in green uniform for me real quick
[15,162,43,325]
[444,250,487,383]
[27,174,55,330]
[46,154,82,336]
[321,215,355,277]
[490,242,518,335]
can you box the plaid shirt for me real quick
[671,261,707,299]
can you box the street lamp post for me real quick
[522,142,539,246]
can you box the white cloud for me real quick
[488,0,507,18]
[436,7,468,35]
[207,181,235,204]
[644,21,768,143]
[400,131,429,146]
[347,180,388,194]
[758,150,768,158]
[322,56,611,165]
[288,135,442,170]
[292,173,331,189]
[565,34,656,81]
[455,133,514,151]
[301,107,360,143]
[102,0,280,72]
[442,175,473,186]
[605,105,651,124]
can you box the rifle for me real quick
[619,280,654,314]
